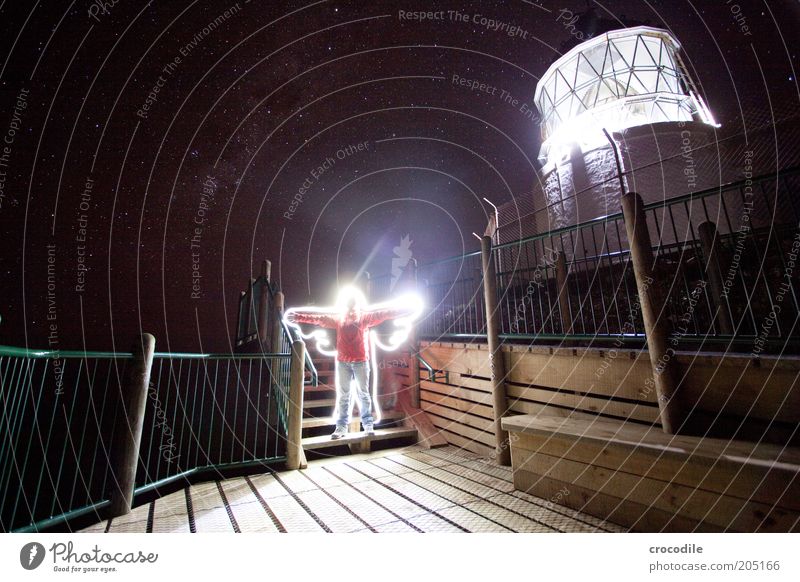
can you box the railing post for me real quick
[555,250,572,335]
[621,192,684,434]
[257,260,271,346]
[108,333,155,517]
[286,337,306,470]
[409,259,421,409]
[271,290,285,353]
[698,221,733,335]
[480,236,511,466]
[236,290,246,345]
[248,278,257,337]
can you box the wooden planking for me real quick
[513,470,722,532]
[422,341,800,424]
[681,355,800,423]
[420,393,494,423]
[303,410,403,429]
[420,387,495,419]
[452,373,492,393]
[385,367,410,385]
[508,399,600,423]
[418,362,660,454]
[421,401,495,433]
[505,349,657,403]
[431,425,496,457]
[512,432,800,511]
[427,411,496,449]
[421,344,492,377]
[502,415,800,466]
[303,398,336,409]
[515,450,798,532]
[417,341,798,461]
[503,414,800,532]
[302,427,417,450]
[422,342,657,403]
[506,384,661,425]
[420,379,494,409]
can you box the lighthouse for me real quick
[533,26,719,233]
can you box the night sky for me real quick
[1,0,798,352]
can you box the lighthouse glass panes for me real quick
[535,26,717,163]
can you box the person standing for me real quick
[285,288,421,439]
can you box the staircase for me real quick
[300,349,418,458]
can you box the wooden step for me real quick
[302,427,418,451]
[303,383,337,393]
[306,369,335,378]
[303,398,336,409]
[501,414,800,532]
[301,410,404,429]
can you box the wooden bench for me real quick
[501,414,800,532]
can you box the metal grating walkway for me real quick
[80,446,625,533]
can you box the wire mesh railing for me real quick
[416,252,486,338]
[395,167,800,351]
[640,167,800,348]
[494,212,640,340]
[133,351,291,495]
[0,343,294,533]
[0,347,129,532]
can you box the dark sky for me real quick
[1,0,798,352]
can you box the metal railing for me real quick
[133,351,292,496]
[0,347,130,532]
[416,252,486,339]
[235,268,318,386]
[384,167,800,352]
[0,343,294,533]
[3,254,319,532]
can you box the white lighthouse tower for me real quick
[533,26,719,231]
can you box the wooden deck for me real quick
[80,445,625,533]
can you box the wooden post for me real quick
[555,251,572,335]
[286,338,306,470]
[109,333,156,517]
[621,192,683,434]
[480,236,511,466]
[698,222,733,335]
[257,260,271,347]
[271,291,285,353]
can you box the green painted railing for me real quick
[0,347,130,532]
[381,167,800,352]
[1,343,294,533]
[133,350,292,494]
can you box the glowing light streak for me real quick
[283,286,423,432]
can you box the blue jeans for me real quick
[335,360,373,428]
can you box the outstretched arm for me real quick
[363,295,423,327]
[285,308,338,328]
